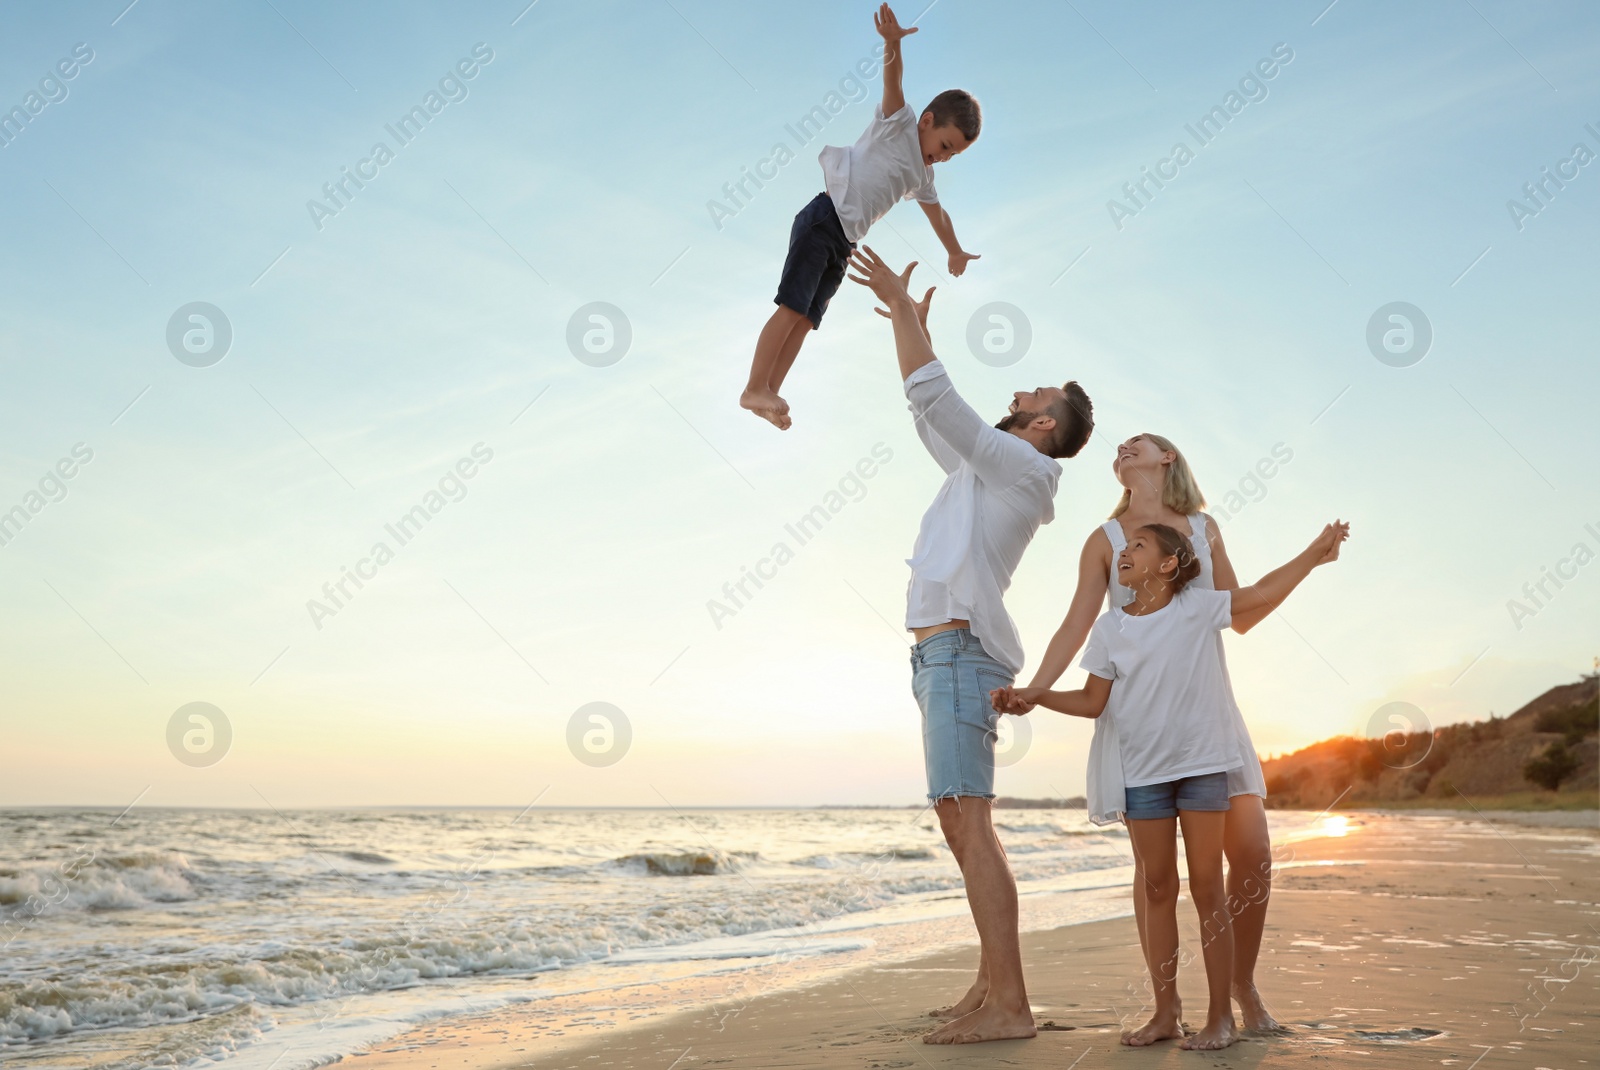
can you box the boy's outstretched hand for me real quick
[848,246,915,308]
[875,3,918,43]
[948,250,981,277]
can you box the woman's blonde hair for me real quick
[1109,433,1205,519]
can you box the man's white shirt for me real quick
[903,360,1061,675]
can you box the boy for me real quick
[740,3,982,430]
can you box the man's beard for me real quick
[996,409,1038,432]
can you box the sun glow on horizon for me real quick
[1318,815,1351,838]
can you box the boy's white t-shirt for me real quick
[819,104,940,243]
[1080,586,1239,789]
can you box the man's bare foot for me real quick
[739,388,790,429]
[923,999,1035,1044]
[1179,1016,1239,1050]
[928,979,987,1019]
[1233,983,1282,1032]
[1120,1008,1184,1047]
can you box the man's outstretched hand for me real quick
[875,284,935,333]
[848,246,916,310]
[852,247,939,379]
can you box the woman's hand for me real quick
[1311,520,1350,565]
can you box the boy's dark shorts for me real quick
[774,193,856,329]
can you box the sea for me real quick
[0,806,1331,1069]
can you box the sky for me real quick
[0,0,1595,809]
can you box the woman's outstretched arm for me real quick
[1230,521,1349,633]
[1022,529,1112,694]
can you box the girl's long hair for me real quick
[1110,433,1205,519]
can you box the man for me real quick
[848,246,1094,1045]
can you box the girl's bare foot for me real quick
[1233,983,1282,1032]
[1180,1016,1239,1050]
[928,979,987,1019]
[923,1000,1035,1044]
[1120,1008,1184,1047]
[739,388,790,429]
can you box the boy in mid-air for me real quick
[740,3,982,430]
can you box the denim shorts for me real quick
[774,193,855,329]
[1124,771,1232,821]
[910,629,1013,801]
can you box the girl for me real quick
[993,519,1348,1050]
[1016,434,1284,1033]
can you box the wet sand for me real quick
[350,811,1599,1070]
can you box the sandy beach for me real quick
[348,810,1599,1070]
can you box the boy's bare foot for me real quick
[740,387,788,413]
[928,979,987,1019]
[739,388,791,429]
[1179,1016,1239,1050]
[923,1000,1035,1044]
[1233,983,1282,1032]
[1120,1008,1184,1047]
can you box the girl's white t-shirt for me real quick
[1080,586,1238,788]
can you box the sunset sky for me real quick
[1,0,1595,808]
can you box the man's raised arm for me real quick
[874,287,964,475]
[848,247,1020,486]
[849,246,936,381]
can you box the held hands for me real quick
[948,250,981,277]
[989,686,1046,714]
[875,3,918,44]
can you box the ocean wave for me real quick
[0,867,974,1044]
[612,849,750,876]
[2,889,880,1044]
[0,850,195,914]
[0,807,1140,1066]
[338,851,398,865]
[29,1004,272,1070]
[0,935,570,1045]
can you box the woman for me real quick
[1019,433,1280,1033]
